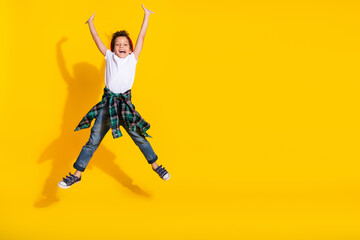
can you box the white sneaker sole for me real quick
[58,181,80,189]
[163,173,170,181]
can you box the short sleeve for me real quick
[131,53,138,63]
[105,49,112,60]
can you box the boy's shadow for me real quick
[34,38,150,208]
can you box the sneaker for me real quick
[154,165,170,180]
[58,172,81,189]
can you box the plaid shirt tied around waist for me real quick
[74,87,151,138]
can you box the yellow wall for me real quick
[1,0,360,239]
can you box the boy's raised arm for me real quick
[133,4,154,60]
[86,13,107,56]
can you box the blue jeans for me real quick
[73,107,158,172]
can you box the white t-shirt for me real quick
[104,49,137,94]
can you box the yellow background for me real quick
[1,0,360,239]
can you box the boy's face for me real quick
[114,36,132,58]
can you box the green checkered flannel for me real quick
[75,87,151,138]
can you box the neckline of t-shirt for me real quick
[113,53,132,61]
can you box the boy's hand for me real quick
[141,4,154,15]
[85,13,95,24]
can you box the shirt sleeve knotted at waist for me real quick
[75,87,151,139]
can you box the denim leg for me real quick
[73,109,110,171]
[122,121,158,164]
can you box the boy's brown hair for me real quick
[110,30,134,52]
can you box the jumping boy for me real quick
[58,4,170,189]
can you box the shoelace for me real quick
[63,172,78,184]
[155,165,168,178]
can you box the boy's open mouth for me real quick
[119,50,126,53]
